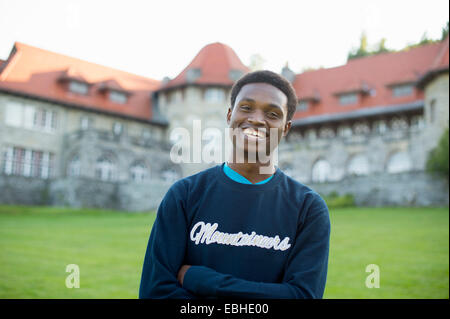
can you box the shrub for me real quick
[323,192,355,209]
[426,128,449,180]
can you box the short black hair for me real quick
[230,70,298,121]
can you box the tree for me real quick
[441,21,449,40]
[347,32,371,60]
[426,128,449,180]
[377,38,390,54]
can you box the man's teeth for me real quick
[243,128,265,138]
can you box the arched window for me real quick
[130,161,149,182]
[353,122,370,135]
[410,115,425,130]
[338,125,352,138]
[312,159,331,183]
[319,127,335,139]
[386,151,412,173]
[95,155,116,181]
[161,169,180,183]
[67,154,81,177]
[373,120,387,134]
[347,154,370,176]
[305,129,317,140]
[390,117,408,130]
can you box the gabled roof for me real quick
[0,42,162,123]
[160,42,249,91]
[292,38,449,124]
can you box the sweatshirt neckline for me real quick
[215,162,282,192]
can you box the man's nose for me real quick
[247,110,265,125]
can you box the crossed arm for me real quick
[139,187,330,299]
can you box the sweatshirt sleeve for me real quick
[182,193,331,299]
[139,182,196,299]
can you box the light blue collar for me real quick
[223,162,274,185]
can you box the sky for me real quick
[0,0,449,81]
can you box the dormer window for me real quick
[392,84,414,97]
[69,80,89,95]
[296,100,309,112]
[97,80,130,104]
[109,90,128,104]
[186,68,202,83]
[338,93,358,106]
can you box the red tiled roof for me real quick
[292,38,449,122]
[0,42,161,122]
[161,42,249,90]
[430,35,449,70]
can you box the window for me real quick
[296,100,309,112]
[339,93,358,105]
[142,129,151,139]
[386,151,412,173]
[109,90,127,104]
[348,154,370,176]
[204,88,225,103]
[312,159,331,183]
[392,84,413,97]
[113,122,123,135]
[80,116,90,130]
[186,68,202,82]
[130,161,149,182]
[161,169,179,183]
[229,69,244,81]
[353,122,370,135]
[67,155,81,177]
[5,102,57,132]
[410,115,424,130]
[390,117,408,130]
[3,146,54,179]
[338,125,352,138]
[373,120,387,134]
[33,108,57,131]
[305,129,317,140]
[5,102,22,127]
[69,81,89,95]
[287,131,302,142]
[429,99,436,123]
[319,127,335,139]
[95,155,116,181]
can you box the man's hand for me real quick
[177,265,191,286]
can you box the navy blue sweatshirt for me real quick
[139,163,331,299]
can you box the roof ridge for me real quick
[295,41,444,78]
[430,36,449,69]
[14,42,161,84]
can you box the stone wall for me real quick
[49,177,172,212]
[308,171,449,207]
[0,174,51,205]
[0,170,447,211]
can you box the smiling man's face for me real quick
[227,82,292,159]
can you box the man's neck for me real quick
[227,154,275,184]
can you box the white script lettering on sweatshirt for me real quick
[190,221,292,251]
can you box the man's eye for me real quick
[268,112,279,118]
[240,105,251,111]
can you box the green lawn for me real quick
[0,205,448,299]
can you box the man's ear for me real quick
[283,120,292,137]
[226,107,232,125]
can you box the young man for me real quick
[139,70,331,299]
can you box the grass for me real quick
[0,205,448,299]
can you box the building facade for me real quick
[0,39,448,211]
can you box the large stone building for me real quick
[0,39,448,210]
